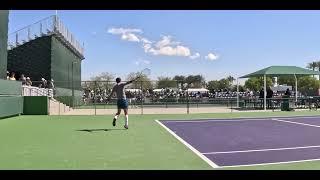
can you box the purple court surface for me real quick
[157,116,320,168]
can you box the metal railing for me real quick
[8,15,84,57]
[22,85,53,97]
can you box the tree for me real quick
[298,76,320,95]
[207,80,220,93]
[307,61,317,78]
[218,78,231,90]
[173,75,186,89]
[316,61,320,80]
[231,84,245,92]
[185,75,205,88]
[173,75,185,83]
[207,78,231,91]
[244,77,273,91]
[278,75,319,95]
[126,72,153,90]
[227,76,235,85]
[85,72,115,90]
[277,76,295,87]
[156,77,177,89]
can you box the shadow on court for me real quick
[76,128,126,132]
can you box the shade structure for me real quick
[238,66,320,111]
[240,66,320,78]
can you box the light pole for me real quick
[71,61,78,107]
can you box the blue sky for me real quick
[8,10,320,84]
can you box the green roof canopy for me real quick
[240,66,320,78]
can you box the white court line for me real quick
[155,120,219,169]
[221,158,320,168]
[202,145,320,155]
[280,116,320,120]
[159,114,320,121]
[162,118,272,123]
[160,115,320,123]
[272,118,320,128]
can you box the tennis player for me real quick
[107,77,138,129]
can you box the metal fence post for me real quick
[15,33,18,46]
[187,91,190,114]
[94,81,97,115]
[166,95,168,108]
[141,81,143,115]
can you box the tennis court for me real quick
[158,115,320,168]
[2,111,320,169]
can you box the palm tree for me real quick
[316,61,320,80]
[307,61,317,78]
[227,76,235,84]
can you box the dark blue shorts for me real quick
[117,99,128,109]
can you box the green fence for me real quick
[55,87,83,107]
[0,79,23,118]
[0,10,9,79]
[23,96,48,115]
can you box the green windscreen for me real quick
[0,79,23,118]
[0,10,9,79]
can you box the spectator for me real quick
[6,71,9,80]
[19,74,26,85]
[249,90,254,97]
[259,88,264,108]
[9,72,16,81]
[285,88,291,96]
[48,79,55,89]
[266,87,274,109]
[259,88,264,98]
[266,87,273,98]
[39,78,47,88]
[26,77,32,86]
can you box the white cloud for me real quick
[107,28,142,35]
[190,52,200,59]
[108,27,219,60]
[144,36,191,57]
[91,31,97,35]
[205,53,219,61]
[141,38,152,44]
[121,33,140,42]
[142,43,152,52]
[108,27,142,42]
[149,45,191,57]
[155,36,176,48]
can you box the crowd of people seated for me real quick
[82,85,300,105]
[81,87,276,104]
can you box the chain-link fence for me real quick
[61,80,238,114]
[20,80,320,115]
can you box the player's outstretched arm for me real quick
[125,77,139,85]
[107,87,115,101]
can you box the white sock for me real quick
[125,115,129,126]
[114,115,119,120]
